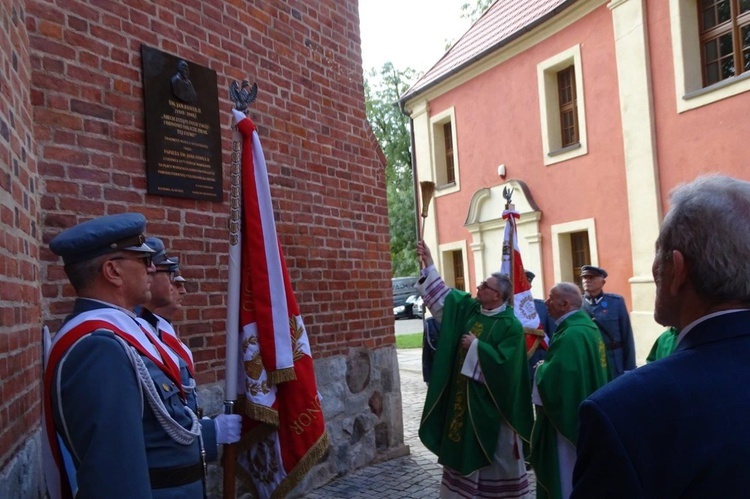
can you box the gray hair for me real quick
[656,175,750,301]
[553,282,583,309]
[64,253,110,293]
[490,272,514,302]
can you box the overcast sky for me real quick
[358,0,473,76]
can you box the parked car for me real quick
[392,276,418,308]
[393,294,423,320]
[411,295,424,319]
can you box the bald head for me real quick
[546,282,583,319]
[556,283,583,308]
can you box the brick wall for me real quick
[30,0,393,388]
[0,0,44,473]
[0,0,396,488]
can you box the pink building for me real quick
[401,0,750,362]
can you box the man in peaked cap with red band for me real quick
[42,213,211,499]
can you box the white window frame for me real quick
[537,44,588,166]
[670,0,750,113]
[430,107,460,197]
[438,240,468,289]
[551,218,598,284]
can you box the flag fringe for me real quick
[240,397,279,426]
[268,366,297,386]
[270,431,330,499]
[234,431,330,499]
[523,327,545,337]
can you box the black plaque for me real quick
[141,45,222,201]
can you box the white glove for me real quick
[214,414,242,444]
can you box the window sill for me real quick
[436,182,456,191]
[548,142,581,157]
[683,71,750,101]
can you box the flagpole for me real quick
[503,186,515,307]
[222,115,243,499]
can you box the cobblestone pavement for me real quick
[304,349,536,498]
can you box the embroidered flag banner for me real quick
[230,110,328,498]
[501,209,548,355]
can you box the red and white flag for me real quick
[229,109,328,498]
[501,209,548,354]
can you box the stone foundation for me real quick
[200,345,406,497]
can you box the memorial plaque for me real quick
[141,45,223,201]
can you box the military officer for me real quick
[580,264,636,377]
[43,213,237,499]
[152,257,187,322]
[136,237,239,467]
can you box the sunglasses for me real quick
[109,254,154,268]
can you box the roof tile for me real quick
[403,0,575,101]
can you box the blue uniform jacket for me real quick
[572,310,750,498]
[51,299,217,498]
[583,293,635,376]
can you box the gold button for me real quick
[162,383,170,391]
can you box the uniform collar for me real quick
[584,292,604,306]
[69,297,138,321]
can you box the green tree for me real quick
[460,0,494,22]
[365,63,419,277]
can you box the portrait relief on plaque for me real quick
[141,45,223,201]
[171,60,197,104]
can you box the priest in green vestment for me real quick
[529,283,608,499]
[646,327,679,363]
[415,242,534,498]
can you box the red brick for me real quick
[13,0,391,430]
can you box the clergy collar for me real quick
[555,309,578,325]
[480,302,507,316]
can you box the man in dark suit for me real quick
[572,175,750,497]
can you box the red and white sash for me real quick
[42,308,184,499]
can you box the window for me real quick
[537,45,588,166]
[452,250,465,291]
[443,123,456,184]
[570,231,591,287]
[699,0,750,85]
[438,241,468,289]
[557,66,579,147]
[670,0,750,112]
[430,107,460,195]
[551,218,598,284]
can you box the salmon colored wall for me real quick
[647,1,750,213]
[429,5,634,303]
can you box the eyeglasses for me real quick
[109,254,154,268]
[478,280,501,293]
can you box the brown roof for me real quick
[401,0,577,104]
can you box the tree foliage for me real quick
[460,0,494,22]
[365,63,419,278]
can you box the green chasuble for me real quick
[646,327,679,363]
[529,309,609,499]
[419,289,533,476]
